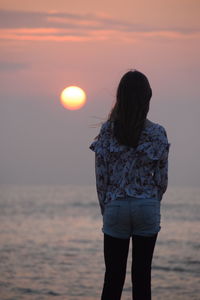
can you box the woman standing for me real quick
[89,70,170,300]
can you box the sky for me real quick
[0,0,200,187]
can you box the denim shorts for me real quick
[102,196,161,239]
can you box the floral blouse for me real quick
[89,120,170,214]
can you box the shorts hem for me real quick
[102,226,161,239]
[102,228,130,239]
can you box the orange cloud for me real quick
[0,9,199,43]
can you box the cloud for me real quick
[0,9,199,42]
[0,61,30,71]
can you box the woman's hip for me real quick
[102,197,161,239]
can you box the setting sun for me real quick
[60,86,86,110]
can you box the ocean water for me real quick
[0,185,199,300]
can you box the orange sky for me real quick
[0,0,200,185]
[0,0,200,42]
[1,0,200,27]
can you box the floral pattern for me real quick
[90,120,170,214]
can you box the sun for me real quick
[60,86,86,110]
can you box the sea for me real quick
[0,185,199,300]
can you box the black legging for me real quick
[101,233,158,300]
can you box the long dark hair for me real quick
[108,70,152,147]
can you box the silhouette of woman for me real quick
[90,70,170,300]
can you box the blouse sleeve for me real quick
[95,153,108,215]
[153,126,170,201]
[155,144,170,200]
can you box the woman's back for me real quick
[90,118,170,207]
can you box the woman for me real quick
[89,70,170,300]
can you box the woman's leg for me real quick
[131,234,158,300]
[101,233,130,300]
